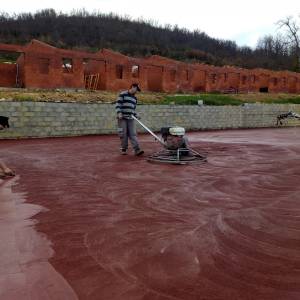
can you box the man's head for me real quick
[129,83,141,95]
[0,116,9,130]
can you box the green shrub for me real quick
[263,97,300,104]
[14,95,35,101]
[160,94,243,106]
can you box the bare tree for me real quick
[277,16,300,72]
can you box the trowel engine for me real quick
[161,127,188,152]
[132,115,206,164]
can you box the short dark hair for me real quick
[0,116,9,128]
[130,83,141,92]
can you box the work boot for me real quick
[120,148,127,155]
[134,149,144,156]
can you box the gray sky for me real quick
[1,0,299,47]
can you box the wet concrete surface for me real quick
[0,127,300,300]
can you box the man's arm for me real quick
[0,161,15,176]
[115,94,124,119]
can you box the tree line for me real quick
[0,9,299,72]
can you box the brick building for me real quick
[0,39,300,93]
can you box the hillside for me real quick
[0,9,295,71]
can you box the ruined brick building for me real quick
[0,39,300,93]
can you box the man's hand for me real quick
[3,167,15,176]
[117,113,123,120]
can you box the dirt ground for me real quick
[1,128,300,299]
[0,88,165,104]
[0,87,299,104]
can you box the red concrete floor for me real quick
[0,128,300,300]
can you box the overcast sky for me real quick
[1,0,299,48]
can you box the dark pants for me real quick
[117,118,140,151]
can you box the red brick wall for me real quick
[0,63,17,87]
[23,53,85,89]
[191,69,206,92]
[16,54,25,88]
[1,40,300,94]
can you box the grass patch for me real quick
[13,94,35,101]
[159,94,244,106]
[262,97,300,104]
[0,88,300,105]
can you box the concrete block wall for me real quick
[0,101,300,139]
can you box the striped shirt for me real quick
[115,91,138,118]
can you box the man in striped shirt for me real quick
[115,83,144,155]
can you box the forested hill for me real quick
[0,9,295,71]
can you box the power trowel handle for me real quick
[131,115,166,146]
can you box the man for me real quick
[276,111,300,125]
[115,83,144,156]
[0,116,15,179]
